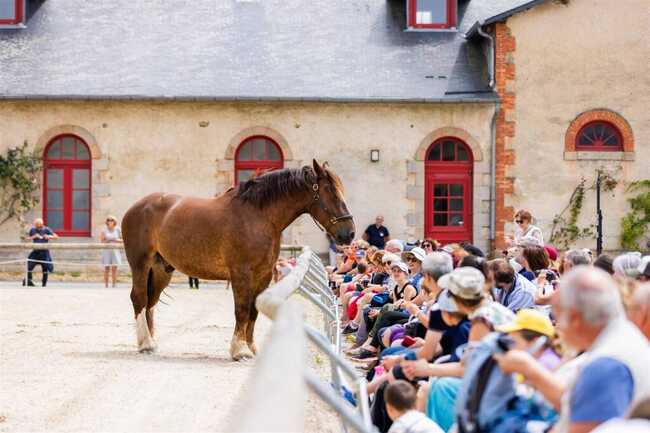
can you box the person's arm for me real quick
[45,228,58,240]
[493,350,565,410]
[362,225,370,242]
[27,229,40,240]
[402,360,464,379]
[384,228,390,242]
[416,328,443,361]
[99,229,107,243]
[403,285,417,302]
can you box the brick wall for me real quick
[494,22,517,250]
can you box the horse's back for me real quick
[122,193,183,251]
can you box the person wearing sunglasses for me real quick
[421,239,438,254]
[506,209,544,248]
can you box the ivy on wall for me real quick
[0,142,41,227]
[549,169,618,249]
[621,180,650,251]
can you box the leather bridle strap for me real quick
[308,183,353,233]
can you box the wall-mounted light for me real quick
[370,149,380,162]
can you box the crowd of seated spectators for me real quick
[324,210,650,433]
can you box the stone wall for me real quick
[0,101,495,253]
[501,0,650,250]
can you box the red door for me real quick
[424,137,473,244]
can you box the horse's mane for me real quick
[234,167,315,208]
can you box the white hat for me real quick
[382,253,401,264]
[402,247,426,262]
[438,267,486,300]
[390,261,409,274]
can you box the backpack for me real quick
[456,333,557,433]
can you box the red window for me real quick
[408,0,457,29]
[425,137,473,243]
[576,121,623,151]
[234,136,283,185]
[43,135,92,236]
[0,0,24,25]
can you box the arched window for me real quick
[576,121,623,151]
[234,136,283,184]
[43,135,92,236]
[425,137,473,243]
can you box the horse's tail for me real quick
[147,267,154,303]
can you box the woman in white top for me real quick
[506,209,544,248]
[100,215,123,288]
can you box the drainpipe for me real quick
[476,23,499,248]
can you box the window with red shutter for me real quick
[43,135,92,237]
[234,136,284,185]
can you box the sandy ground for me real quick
[0,281,339,433]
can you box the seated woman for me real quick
[342,253,389,327]
[344,253,400,341]
[349,261,418,359]
[377,252,453,359]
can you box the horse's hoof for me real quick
[230,340,254,361]
[138,339,157,353]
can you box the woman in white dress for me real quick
[100,215,123,288]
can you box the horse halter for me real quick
[308,183,353,233]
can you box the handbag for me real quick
[370,292,390,307]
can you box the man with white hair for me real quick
[23,218,58,287]
[496,266,650,433]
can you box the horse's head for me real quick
[308,160,356,245]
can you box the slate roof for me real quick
[464,0,549,37]
[0,0,545,102]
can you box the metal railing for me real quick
[0,243,303,282]
[233,246,377,433]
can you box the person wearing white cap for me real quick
[402,247,426,297]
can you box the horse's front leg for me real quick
[246,272,272,355]
[229,279,253,361]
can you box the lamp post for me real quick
[596,171,603,256]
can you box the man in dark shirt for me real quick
[23,218,58,287]
[363,215,390,249]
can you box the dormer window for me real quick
[0,0,25,27]
[407,0,457,30]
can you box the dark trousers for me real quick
[27,250,53,286]
[188,277,199,288]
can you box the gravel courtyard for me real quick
[0,282,337,433]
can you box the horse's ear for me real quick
[312,159,326,179]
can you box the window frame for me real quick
[0,0,25,26]
[234,135,284,185]
[424,136,473,243]
[575,120,624,152]
[407,0,457,30]
[43,134,92,237]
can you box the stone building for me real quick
[1,0,648,254]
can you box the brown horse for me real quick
[121,160,355,360]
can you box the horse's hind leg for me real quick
[145,260,174,339]
[130,263,156,353]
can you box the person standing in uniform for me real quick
[23,218,58,287]
[364,215,390,250]
[100,215,123,288]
